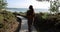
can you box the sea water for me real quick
[7,8,49,13]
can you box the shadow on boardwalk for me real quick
[14,17,22,32]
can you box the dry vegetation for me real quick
[0,10,19,32]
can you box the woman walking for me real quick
[26,5,35,32]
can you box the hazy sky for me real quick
[7,0,50,9]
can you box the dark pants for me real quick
[28,19,33,32]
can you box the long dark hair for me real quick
[27,5,35,18]
[29,5,34,12]
[29,5,34,13]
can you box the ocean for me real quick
[7,8,49,13]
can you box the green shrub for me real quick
[42,13,49,19]
[0,14,4,23]
[0,24,3,28]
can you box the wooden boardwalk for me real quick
[17,16,37,32]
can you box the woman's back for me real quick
[27,10,35,19]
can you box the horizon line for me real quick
[7,7,49,9]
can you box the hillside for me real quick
[0,10,19,32]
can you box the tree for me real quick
[36,0,60,14]
[49,0,60,14]
[36,0,49,1]
[0,0,7,11]
[50,0,59,14]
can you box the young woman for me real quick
[26,5,35,32]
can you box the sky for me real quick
[7,0,50,9]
